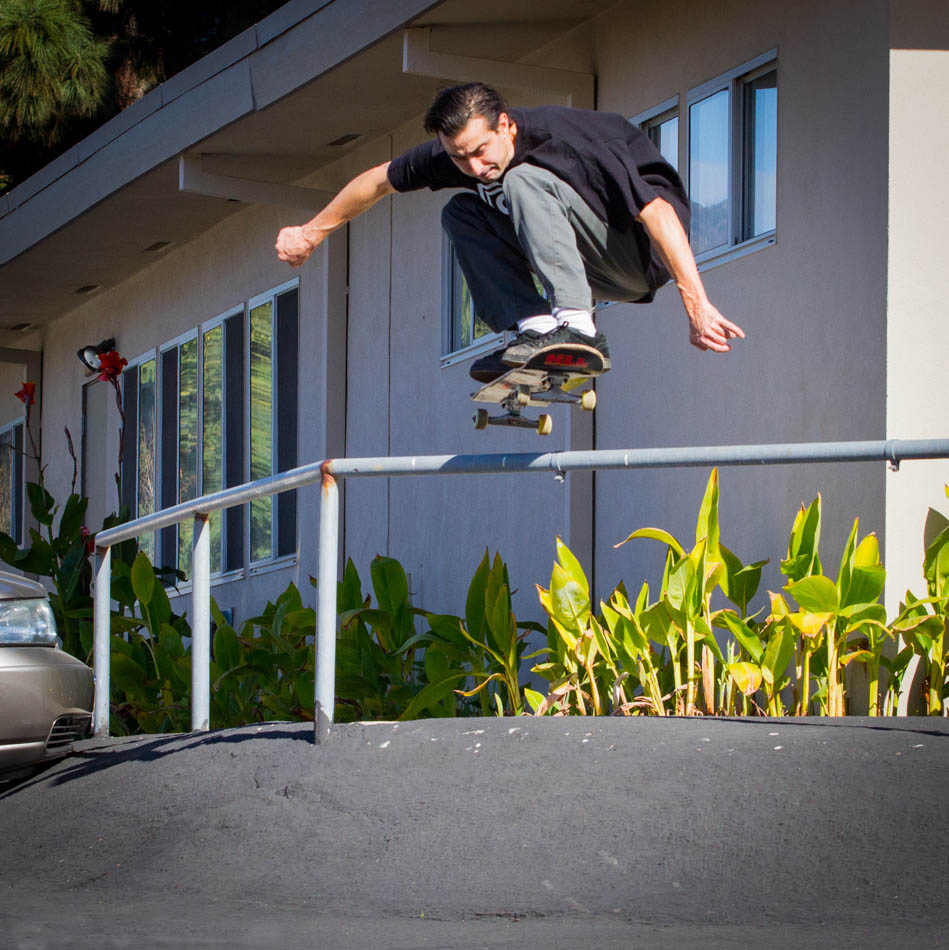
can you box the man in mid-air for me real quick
[276,82,743,382]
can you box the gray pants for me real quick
[441,164,652,333]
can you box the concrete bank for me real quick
[1,717,947,949]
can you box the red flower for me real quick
[80,525,95,555]
[97,350,128,383]
[15,381,36,405]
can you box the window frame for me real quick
[116,278,299,586]
[121,348,160,563]
[158,327,200,580]
[0,416,24,545]
[632,95,680,168]
[440,230,506,368]
[686,49,778,268]
[246,278,299,573]
[200,306,244,581]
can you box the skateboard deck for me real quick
[471,345,604,436]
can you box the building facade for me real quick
[0,0,946,654]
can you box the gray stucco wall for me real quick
[27,0,936,647]
[588,0,890,609]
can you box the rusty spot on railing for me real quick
[321,460,336,496]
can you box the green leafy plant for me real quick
[405,550,542,718]
[893,487,949,715]
[335,555,429,721]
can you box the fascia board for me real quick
[0,62,255,265]
[250,0,444,110]
[159,26,260,106]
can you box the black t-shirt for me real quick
[387,105,691,299]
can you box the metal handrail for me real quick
[92,438,949,741]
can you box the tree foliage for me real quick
[0,0,108,145]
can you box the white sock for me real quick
[553,307,596,337]
[517,313,558,335]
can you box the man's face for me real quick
[439,112,517,183]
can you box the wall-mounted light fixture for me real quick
[77,338,116,373]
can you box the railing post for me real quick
[191,512,211,732]
[315,466,339,743]
[93,544,112,737]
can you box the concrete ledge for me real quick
[1,717,946,949]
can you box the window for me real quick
[159,331,199,577]
[0,418,24,544]
[442,236,499,362]
[120,281,298,580]
[633,96,679,168]
[687,51,777,260]
[201,311,244,576]
[248,284,298,566]
[121,354,158,562]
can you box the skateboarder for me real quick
[275,82,744,382]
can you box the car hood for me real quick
[0,570,48,601]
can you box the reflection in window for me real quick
[137,359,157,562]
[448,245,493,353]
[0,421,22,543]
[689,89,730,255]
[646,114,679,168]
[177,337,198,578]
[742,69,777,241]
[250,301,274,563]
[203,324,224,573]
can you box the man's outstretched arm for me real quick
[276,161,396,267]
[636,197,745,353]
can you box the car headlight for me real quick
[0,598,59,645]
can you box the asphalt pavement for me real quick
[1,716,947,949]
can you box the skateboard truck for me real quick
[472,382,596,436]
[470,346,603,436]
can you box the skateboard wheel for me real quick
[515,385,530,408]
[474,409,489,430]
[581,389,597,411]
[537,414,553,436]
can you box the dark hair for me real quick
[423,83,508,137]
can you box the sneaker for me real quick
[469,346,510,383]
[501,324,611,370]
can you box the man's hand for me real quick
[687,300,745,353]
[275,162,394,270]
[636,197,746,354]
[275,225,319,268]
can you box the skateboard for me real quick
[471,346,604,436]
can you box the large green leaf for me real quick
[58,493,88,542]
[781,496,822,582]
[787,575,839,613]
[214,625,243,670]
[556,537,589,599]
[665,550,696,616]
[842,565,886,609]
[614,526,685,557]
[727,661,763,697]
[130,551,155,605]
[370,556,409,618]
[26,482,55,527]
[718,610,764,662]
[761,621,795,686]
[695,468,720,554]
[719,544,766,613]
[549,561,590,635]
[465,550,491,642]
[923,521,949,600]
[337,558,364,612]
[111,652,147,693]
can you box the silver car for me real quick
[0,571,94,780]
